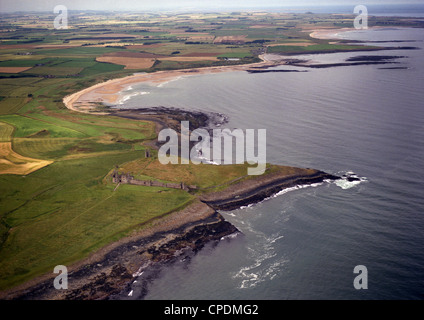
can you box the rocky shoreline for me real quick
[201,171,340,211]
[110,106,228,134]
[5,201,235,300]
[4,167,345,300]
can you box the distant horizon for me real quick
[1,1,424,14]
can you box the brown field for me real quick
[0,67,33,73]
[0,44,36,50]
[96,51,164,69]
[96,56,156,69]
[0,142,53,175]
[96,50,219,68]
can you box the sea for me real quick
[112,26,424,300]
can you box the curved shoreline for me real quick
[63,54,278,114]
[2,44,347,300]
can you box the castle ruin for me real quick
[112,170,197,192]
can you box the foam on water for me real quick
[239,182,325,210]
[157,76,185,88]
[118,91,150,105]
[334,171,368,190]
[232,230,288,289]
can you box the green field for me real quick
[0,151,194,289]
[0,114,87,138]
[0,122,14,142]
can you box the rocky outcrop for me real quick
[5,168,340,300]
[146,217,238,263]
[201,171,340,211]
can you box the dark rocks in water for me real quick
[203,171,340,211]
[379,66,408,70]
[303,61,400,68]
[147,218,239,263]
[342,173,361,182]
[247,69,308,73]
[113,106,229,132]
[346,177,361,182]
[346,55,406,62]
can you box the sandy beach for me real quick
[63,55,279,114]
[309,26,391,40]
[309,27,358,40]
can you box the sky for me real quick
[0,0,423,13]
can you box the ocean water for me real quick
[115,28,424,300]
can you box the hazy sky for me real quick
[0,0,422,12]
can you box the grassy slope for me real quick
[0,152,195,289]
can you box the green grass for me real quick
[0,114,87,138]
[52,58,97,68]
[12,138,78,159]
[21,112,153,141]
[0,59,46,67]
[12,137,133,160]
[0,150,194,290]
[24,66,83,76]
[0,121,14,142]
[37,47,123,57]
[121,157,262,190]
[78,61,125,77]
[0,97,29,115]
[218,52,251,58]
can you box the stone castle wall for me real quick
[112,172,196,191]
